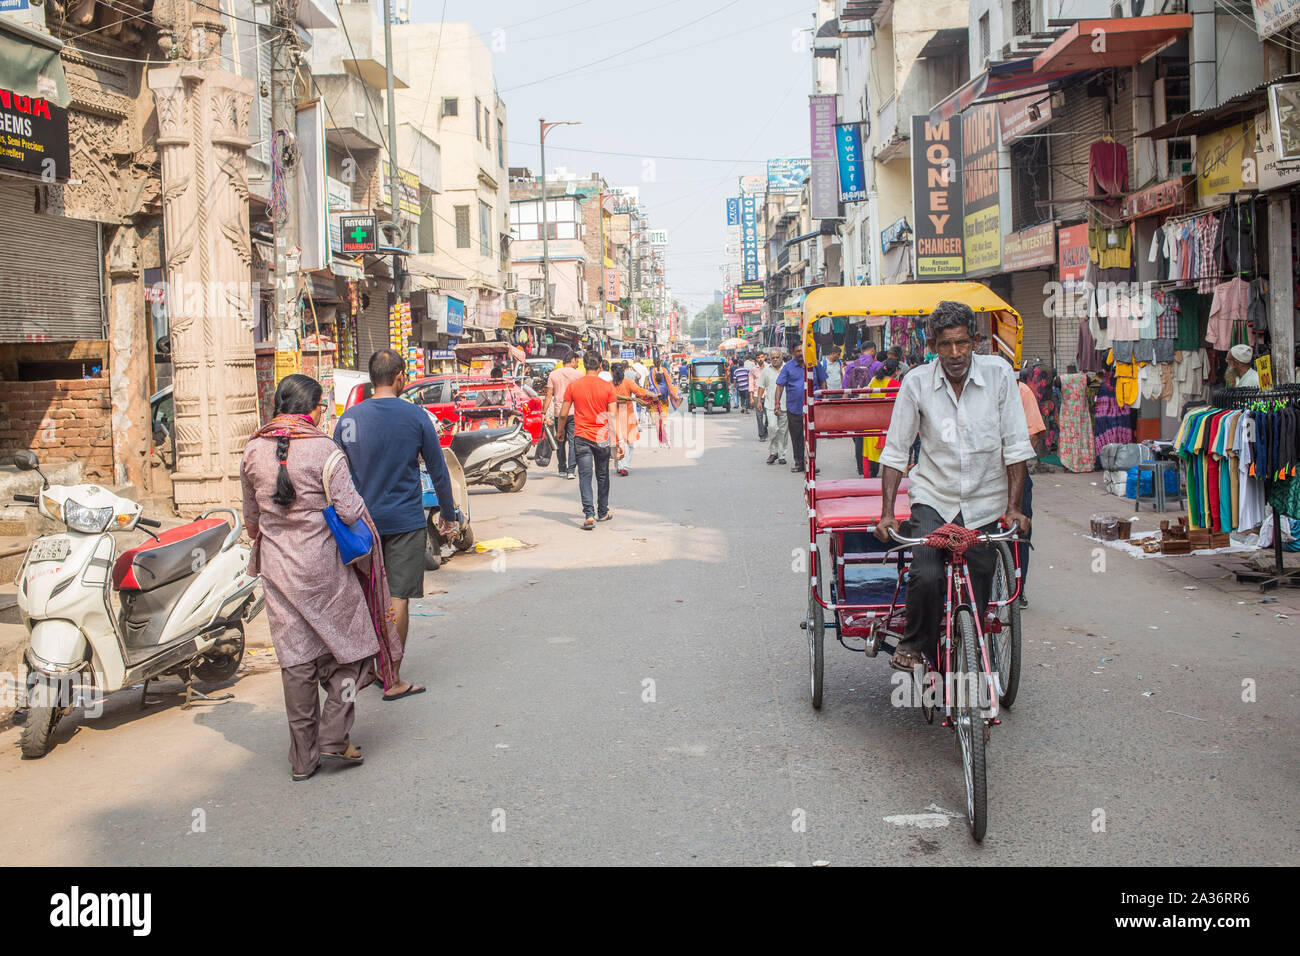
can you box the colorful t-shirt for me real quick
[566,374,619,443]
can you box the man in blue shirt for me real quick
[773,349,826,473]
[335,349,456,701]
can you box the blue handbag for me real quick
[322,451,374,565]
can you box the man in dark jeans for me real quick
[773,348,825,472]
[336,349,456,700]
[559,349,622,530]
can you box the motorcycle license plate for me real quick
[30,539,70,563]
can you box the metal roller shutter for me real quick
[1049,81,1112,225]
[0,181,104,343]
[356,289,390,371]
[1010,270,1053,367]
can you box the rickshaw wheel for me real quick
[953,607,988,842]
[991,543,1022,709]
[807,559,824,710]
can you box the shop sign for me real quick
[0,83,70,181]
[339,215,378,254]
[880,216,911,252]
[384,168,422,221]
[725,197,739,225]
[1256,109,1300,191]
[1252,0,1300,39]
[1196,120,1257,198]
[1257,353,1274,389]
[767,158,811,194]
[1002,222,1055,272]
[1058,223,1089,285]
[741,193,759,281]
[962,104,1001,274]
[1121,176,1190,220]
[910,114,964,277]
[735,299,762,314]
[1267,81,1300,162]
[809,94,839,219]
[738,174,765,196]
[998,92,1054,146]
[604,268,619,300]
[647,229,668,246]
[446,295,464,337]
[835,124,867,202]
[736,281,764,300]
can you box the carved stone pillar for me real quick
[149,65,258,513]
[106,225,149,490]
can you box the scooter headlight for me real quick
[63,499,114,534]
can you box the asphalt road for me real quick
[2,407,1296,865]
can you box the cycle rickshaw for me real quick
[799,284,1026,841]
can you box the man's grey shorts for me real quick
[381,529,425,599]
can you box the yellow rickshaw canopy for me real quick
[801,283,1022,368]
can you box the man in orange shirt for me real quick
[543,351,583,479]
[559,350,622,530]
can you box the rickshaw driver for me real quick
[873,301,1035,672]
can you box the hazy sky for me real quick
[407,0,814,317]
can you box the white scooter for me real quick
[8,452,264,758]
[448,411,532,493]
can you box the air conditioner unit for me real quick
[504,272,518,291]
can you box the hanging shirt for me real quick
[1237,411,1267,530]
[1088,140,1129,195]
[1207,278,1249,351]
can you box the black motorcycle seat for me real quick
[450,427,517,457]
[112,518,229,592]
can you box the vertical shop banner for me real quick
[809,94,839,219]
[910,114,964,277]
[961,104,1001,274]
[726,197,740,226]
[835,123,867,202]
[1057,224,1089,286]
[741,193,759,282]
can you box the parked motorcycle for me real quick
[449,409,531,493]
[421,443,474,570]
[7,452,264,758]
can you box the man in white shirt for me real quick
[823,345,844,390]
[756,349,787,464]
[630,358,649,423]
[874,301,1034,671]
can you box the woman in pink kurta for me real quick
[240,374,401,780]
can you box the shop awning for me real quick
[1137,75,1297,139]
[1032,15,1191,74]
[930,58,1083,124]
[0,19,70,108]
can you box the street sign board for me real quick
[340,215,378,254]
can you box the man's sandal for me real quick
[890,648,925,672]
[321,743,364,765]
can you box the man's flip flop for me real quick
[321,744,364,765]
[292,764,319,782]
[383,684,426,702]
[889,649,924,672]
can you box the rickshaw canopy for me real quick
[801,283,1022,368]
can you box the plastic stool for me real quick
[1132,460,1178,512]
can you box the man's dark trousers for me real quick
[555,415,576,475]
[574,436,611,518]
[900,504,998,661]
[788,411,805,468]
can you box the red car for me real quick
[402,374,544,446]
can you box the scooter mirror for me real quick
[11,451,39,471]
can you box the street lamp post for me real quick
[538,118,580,326]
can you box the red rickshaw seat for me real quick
[815,477,909,499]
[814,493,910,530]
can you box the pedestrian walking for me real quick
[862,358,902,477]
[752,352,770,440]
[559,349,622,529]
[823,345,844,390]
[240,373,405,781]
[733,358,752,413]
[543,351,583,479]
[744,353,760,415]
[759,350,787,462]
[612,362,653,476]
[647,357,677,446]
[843,348,875,474]
[335,349,457,703]
[774,348,825,472]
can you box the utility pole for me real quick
[270,3,300,382]
[382,0,403,303]
[538,119,579,327]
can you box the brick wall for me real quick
[0,379,113,479]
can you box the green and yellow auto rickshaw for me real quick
[687,356,730,413]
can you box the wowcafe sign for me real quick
[1121,176,1189,220]
[1003,222,1056,272]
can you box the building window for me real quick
[1011,0,1033,37]
[479,200,491,256]
[474,98,482,141]
[978,13,990,64]
[497,119,504,167]
[455,205,470,248]
[484,111,490,150]
[529,278,544,298]
[441,97,458,117]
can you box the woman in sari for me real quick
[861,358,902,477]
[612,362,654,476]
[240,374,403,782]
[646,357,679,447]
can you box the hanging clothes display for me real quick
[1207,277,1249,351]
[1058,372,1096,472]
[1021,364,1059,453]
[1075,317,1105,373]
[1088,139,1129,196]
[1094,369,1133,454]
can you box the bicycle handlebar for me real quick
[887,521,1021,547]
